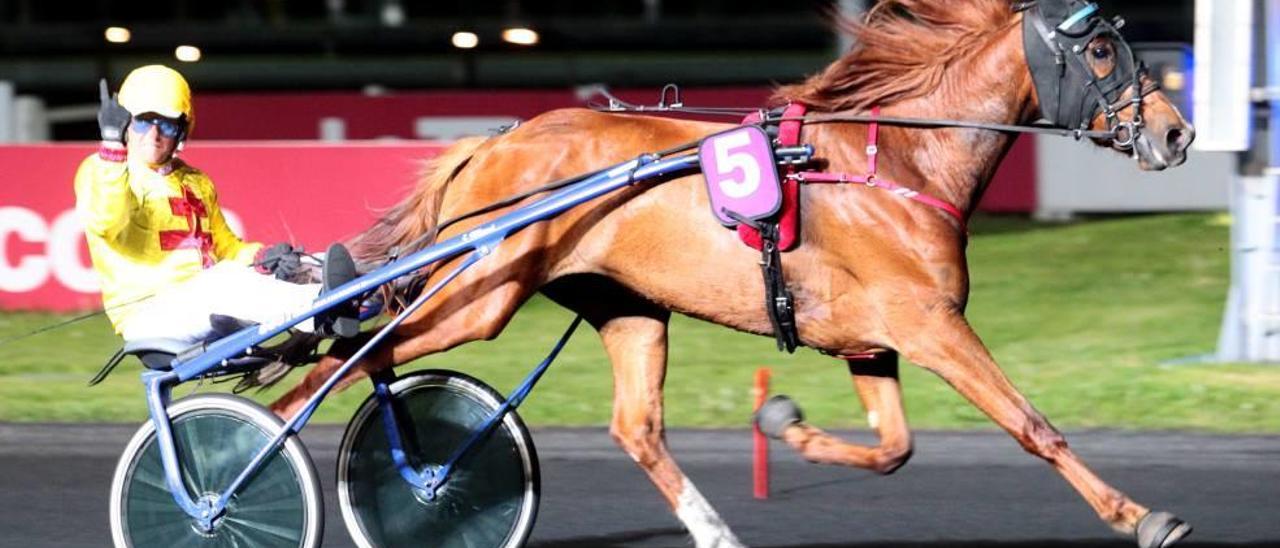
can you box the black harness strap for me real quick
[724,210,800,353]
[760,223,800,353]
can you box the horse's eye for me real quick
[1091,46,1112,60]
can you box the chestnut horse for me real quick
[272,1,1194,546]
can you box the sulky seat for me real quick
[121,338,195,371]
[88,315,274,385]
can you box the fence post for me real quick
[752,367,771,500]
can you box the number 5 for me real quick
[713,131,761,199]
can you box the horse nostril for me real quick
[1165,127,1191,154]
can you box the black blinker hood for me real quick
[1022,0,1141,130]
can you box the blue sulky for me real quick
[112,134,814,545]
[140,151,691,524]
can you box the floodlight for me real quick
[175,45,202,62]
[452,31,479,49]
[104,27,131,44]
[502,28,539,46]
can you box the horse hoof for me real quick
[754,395,804,439]
[1136,511,1192,548]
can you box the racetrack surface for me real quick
[0,424,1275,547]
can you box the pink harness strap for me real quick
[797,106,966,231]
[735,103,967,251]
[792,172,966,228]
[867,106,880,174]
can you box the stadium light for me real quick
[175,45,202,62]
[452,31,479,49]
[502,27,539,46]
[104,27,131,44]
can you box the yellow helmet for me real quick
[117,65,194,137]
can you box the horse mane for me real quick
[773,0,1018,112]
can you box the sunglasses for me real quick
[130,116,185,139]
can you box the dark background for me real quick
[0,0,1194,96]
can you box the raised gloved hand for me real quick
[97,79,132,144]
[254,242,305,281]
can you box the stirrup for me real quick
[317,243,360,338]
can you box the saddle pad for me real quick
[737,102,807,252]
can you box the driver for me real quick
[74,64,357,344]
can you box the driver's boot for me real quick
[316,243,360,338]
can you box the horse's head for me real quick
[1021,0,1194,170]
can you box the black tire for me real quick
[337,370,539,548]
[109,393,323,547]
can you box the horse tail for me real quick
[349,135,487,265]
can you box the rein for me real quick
[588,86,1123,142]
[775,112,1117,140]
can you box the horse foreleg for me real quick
[776,352,913,475]
[891,304,1189,546]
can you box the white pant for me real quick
[118,262,321,344]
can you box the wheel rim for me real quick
[344,379,532,548]
[120,409,310,547]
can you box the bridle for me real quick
[1017,0,1160,151]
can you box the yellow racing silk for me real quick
[73,147,263,333]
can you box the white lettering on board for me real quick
[0,206,245,295]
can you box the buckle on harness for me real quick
[756,221,799,353]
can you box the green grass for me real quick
[2,212,1278,432]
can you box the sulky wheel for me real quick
[109,393,323,547]
[337,369,539,548]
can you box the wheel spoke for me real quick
[129,449,176,499]
[222,515,305,543]
[182,415,210,491]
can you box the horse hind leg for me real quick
[888,302,1190,547]
[270,264,535,419]
[545,279,744,548]
[269,333,381,419]
[758,352,913,475]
